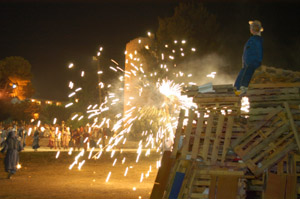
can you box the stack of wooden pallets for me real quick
[150,68,300,198]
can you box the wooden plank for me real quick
[190,193,208,198]
[202,113,214,161]
[211,114,225,164]
[194,97,240,103]
[171,109,185,158]
[221,116,234,163]
[191,112,205,160]
[286,175,297,199]
[150,151,175,199]
[249,82,300,89]
[181,109,196,158]
[264,173,286,199]
[247,87,299,95]
[196,169,244,176]
[194,181,211,186]
[213,84,234,89]
[181,110,195,157]
[284,102,300,151]
[208,175,217,199]
[215,176,239,199]
[196,93,236,98]
[249,94,300,102]
[178,161,196,199]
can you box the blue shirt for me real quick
[242,35,263,68]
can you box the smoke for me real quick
[176,53,236,86]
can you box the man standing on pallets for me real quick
[234,20,264,95]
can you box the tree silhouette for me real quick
[156,1,220,59]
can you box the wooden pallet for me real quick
[178,163,245,199]
[251,65,300,84]
[175,110,245,166]
[232,107,299,176]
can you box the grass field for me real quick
[0,150,160,199]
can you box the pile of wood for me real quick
[150,73,300,199]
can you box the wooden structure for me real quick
[150,66,300,199]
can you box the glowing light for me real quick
[75,87,82,92]
[207,72,217,78]
[65,103,73,108]
[17,164,21,169]
[106,172,112,182]
[28,128,32,136]
[69,81,74,89]
[78,160,85,170]
[37,120,41,127]
[56,151,60,159]
[140,173,144,182]
[112,158,117,166]
[68,92,76,98]
[241,96,250,113]
[68,63,74,68]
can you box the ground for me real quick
[0,148,160,199]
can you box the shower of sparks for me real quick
[44,35,211,189]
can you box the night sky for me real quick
[1,0,299,100]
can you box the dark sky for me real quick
[0,0,299,100]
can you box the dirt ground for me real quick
[0,150,160,199]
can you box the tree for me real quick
[39,104,71,124]
[156,1,220,60]
[0,56,34,100]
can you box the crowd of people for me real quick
[0,122,113,151]
[0,121,113,179]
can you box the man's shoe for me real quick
[7,173,12,179]
[235,90,241,96]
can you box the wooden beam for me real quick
[191,112,204,160]
[171,109,185,158]
[211,114,225,164]
[249,82,300,89]
[221,115,234,163]
[181,110,195,157]
[284,102,300,151]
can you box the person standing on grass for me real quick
[234,20,263,95]
[48,127,55,149]
[1,129,23,179]
[32,129,40,151]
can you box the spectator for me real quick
[32,129,40,151]
[48,127,55,149]
[1,129,23,179]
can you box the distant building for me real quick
[29,98,63,106]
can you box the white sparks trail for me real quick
[50,36,217,189]
[106,172,112,182]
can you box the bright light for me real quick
[68,63,74,68]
